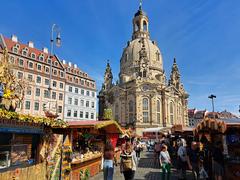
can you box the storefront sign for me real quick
[0,126,43,134]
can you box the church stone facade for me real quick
[98,5,189,135]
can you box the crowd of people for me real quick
[102,136,225,180]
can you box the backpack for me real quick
[121,152,133,171]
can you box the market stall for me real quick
[194,117,240,179]
[67,120,123,179]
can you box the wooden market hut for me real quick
[194,117,240,179]
[0,109,67,180]
[66,120,124,180]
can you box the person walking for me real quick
[103,143,115,180]
[159,144,171,180]
[177,138,188,180]
[134,141,141,161]
[212,141,224,180]
[120,142,138,180]
[187,141,200,180]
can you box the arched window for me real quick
[170,102,174,125]
[135,20,140,31]
[31,53,36,59]
[142,98,149,123]
[129,100,134,123]
[143,21,147,31]
[22,48,28,56]
[157,100,161,124]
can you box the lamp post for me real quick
[208,94,216,112]
[48,24,61,92]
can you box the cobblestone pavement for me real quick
[90,151,192,180]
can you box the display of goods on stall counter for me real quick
[72,152,102,163]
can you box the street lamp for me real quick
[208,94,216,112]
[48,24,61,92]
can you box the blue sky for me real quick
[1,0,240,115]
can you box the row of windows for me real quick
[68,86,95,97]
[12,46,59,67]
[25,87,64,100]
[67,75,95,88]
[67,98,95,108]
[66,110,95,119]
[14,58,65,78]
[24,101,63,113]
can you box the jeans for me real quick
[123,170,135,180]
[103,160,114,180]
[103,167,114,180]
[161,162,171,180]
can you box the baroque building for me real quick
[0,34,97,121]
[98,5,189,135]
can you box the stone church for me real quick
[98,5,189,135]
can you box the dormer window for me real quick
[31,53,36,59]
[54,61,58,66]
[12,47,18,53]
[22,47,28,56]
[47,58,51,64]
[39,54,44,61]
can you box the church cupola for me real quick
[132,2,150,40]
[103,61,113,91]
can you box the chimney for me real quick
[43,47,48,54]
[28,41,34,48]
[62,60,66,64]
[11,35,18,42]
[74,64,77,68]
[68,62,72,67]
